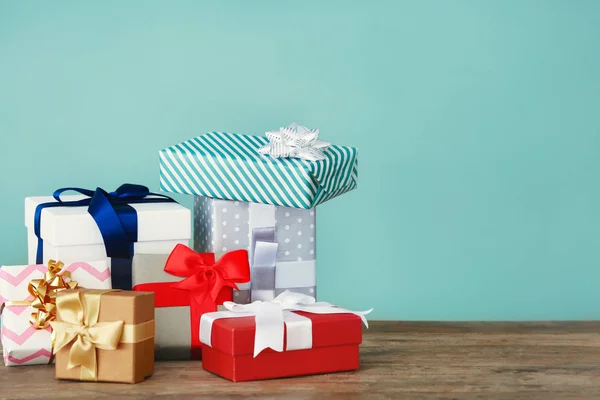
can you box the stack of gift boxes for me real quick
[0,124,370,383]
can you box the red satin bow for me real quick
[164,244,250,309]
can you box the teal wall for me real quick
[1,1,599,320]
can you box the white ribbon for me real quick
[257,123,331,162]
[200,291,372,357]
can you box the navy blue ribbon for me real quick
[34,184,175,289]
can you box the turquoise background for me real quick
[1,1,599,320]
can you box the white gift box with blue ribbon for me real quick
[159,125,358,304]
[24,185,191,290]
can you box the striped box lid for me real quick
[159,132,358,209]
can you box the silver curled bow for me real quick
[257,123,330,161]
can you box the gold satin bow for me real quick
[29,260,79,329]
[50,290,124,381]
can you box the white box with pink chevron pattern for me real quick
[0,261,111,366]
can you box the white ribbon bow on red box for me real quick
[199,291,372,357]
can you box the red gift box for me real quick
[201,310,364,381]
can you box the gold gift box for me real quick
[53,289,155,384]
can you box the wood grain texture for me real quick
[1,322,599,400]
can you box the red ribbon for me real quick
[133,244,250,359]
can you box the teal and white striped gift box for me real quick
[159,132,358,209]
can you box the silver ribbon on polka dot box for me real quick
[194,197,316,303]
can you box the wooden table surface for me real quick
[1,322,599,400]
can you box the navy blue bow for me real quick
[34,184,175,289]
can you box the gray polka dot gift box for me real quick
[159,124,358,303]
